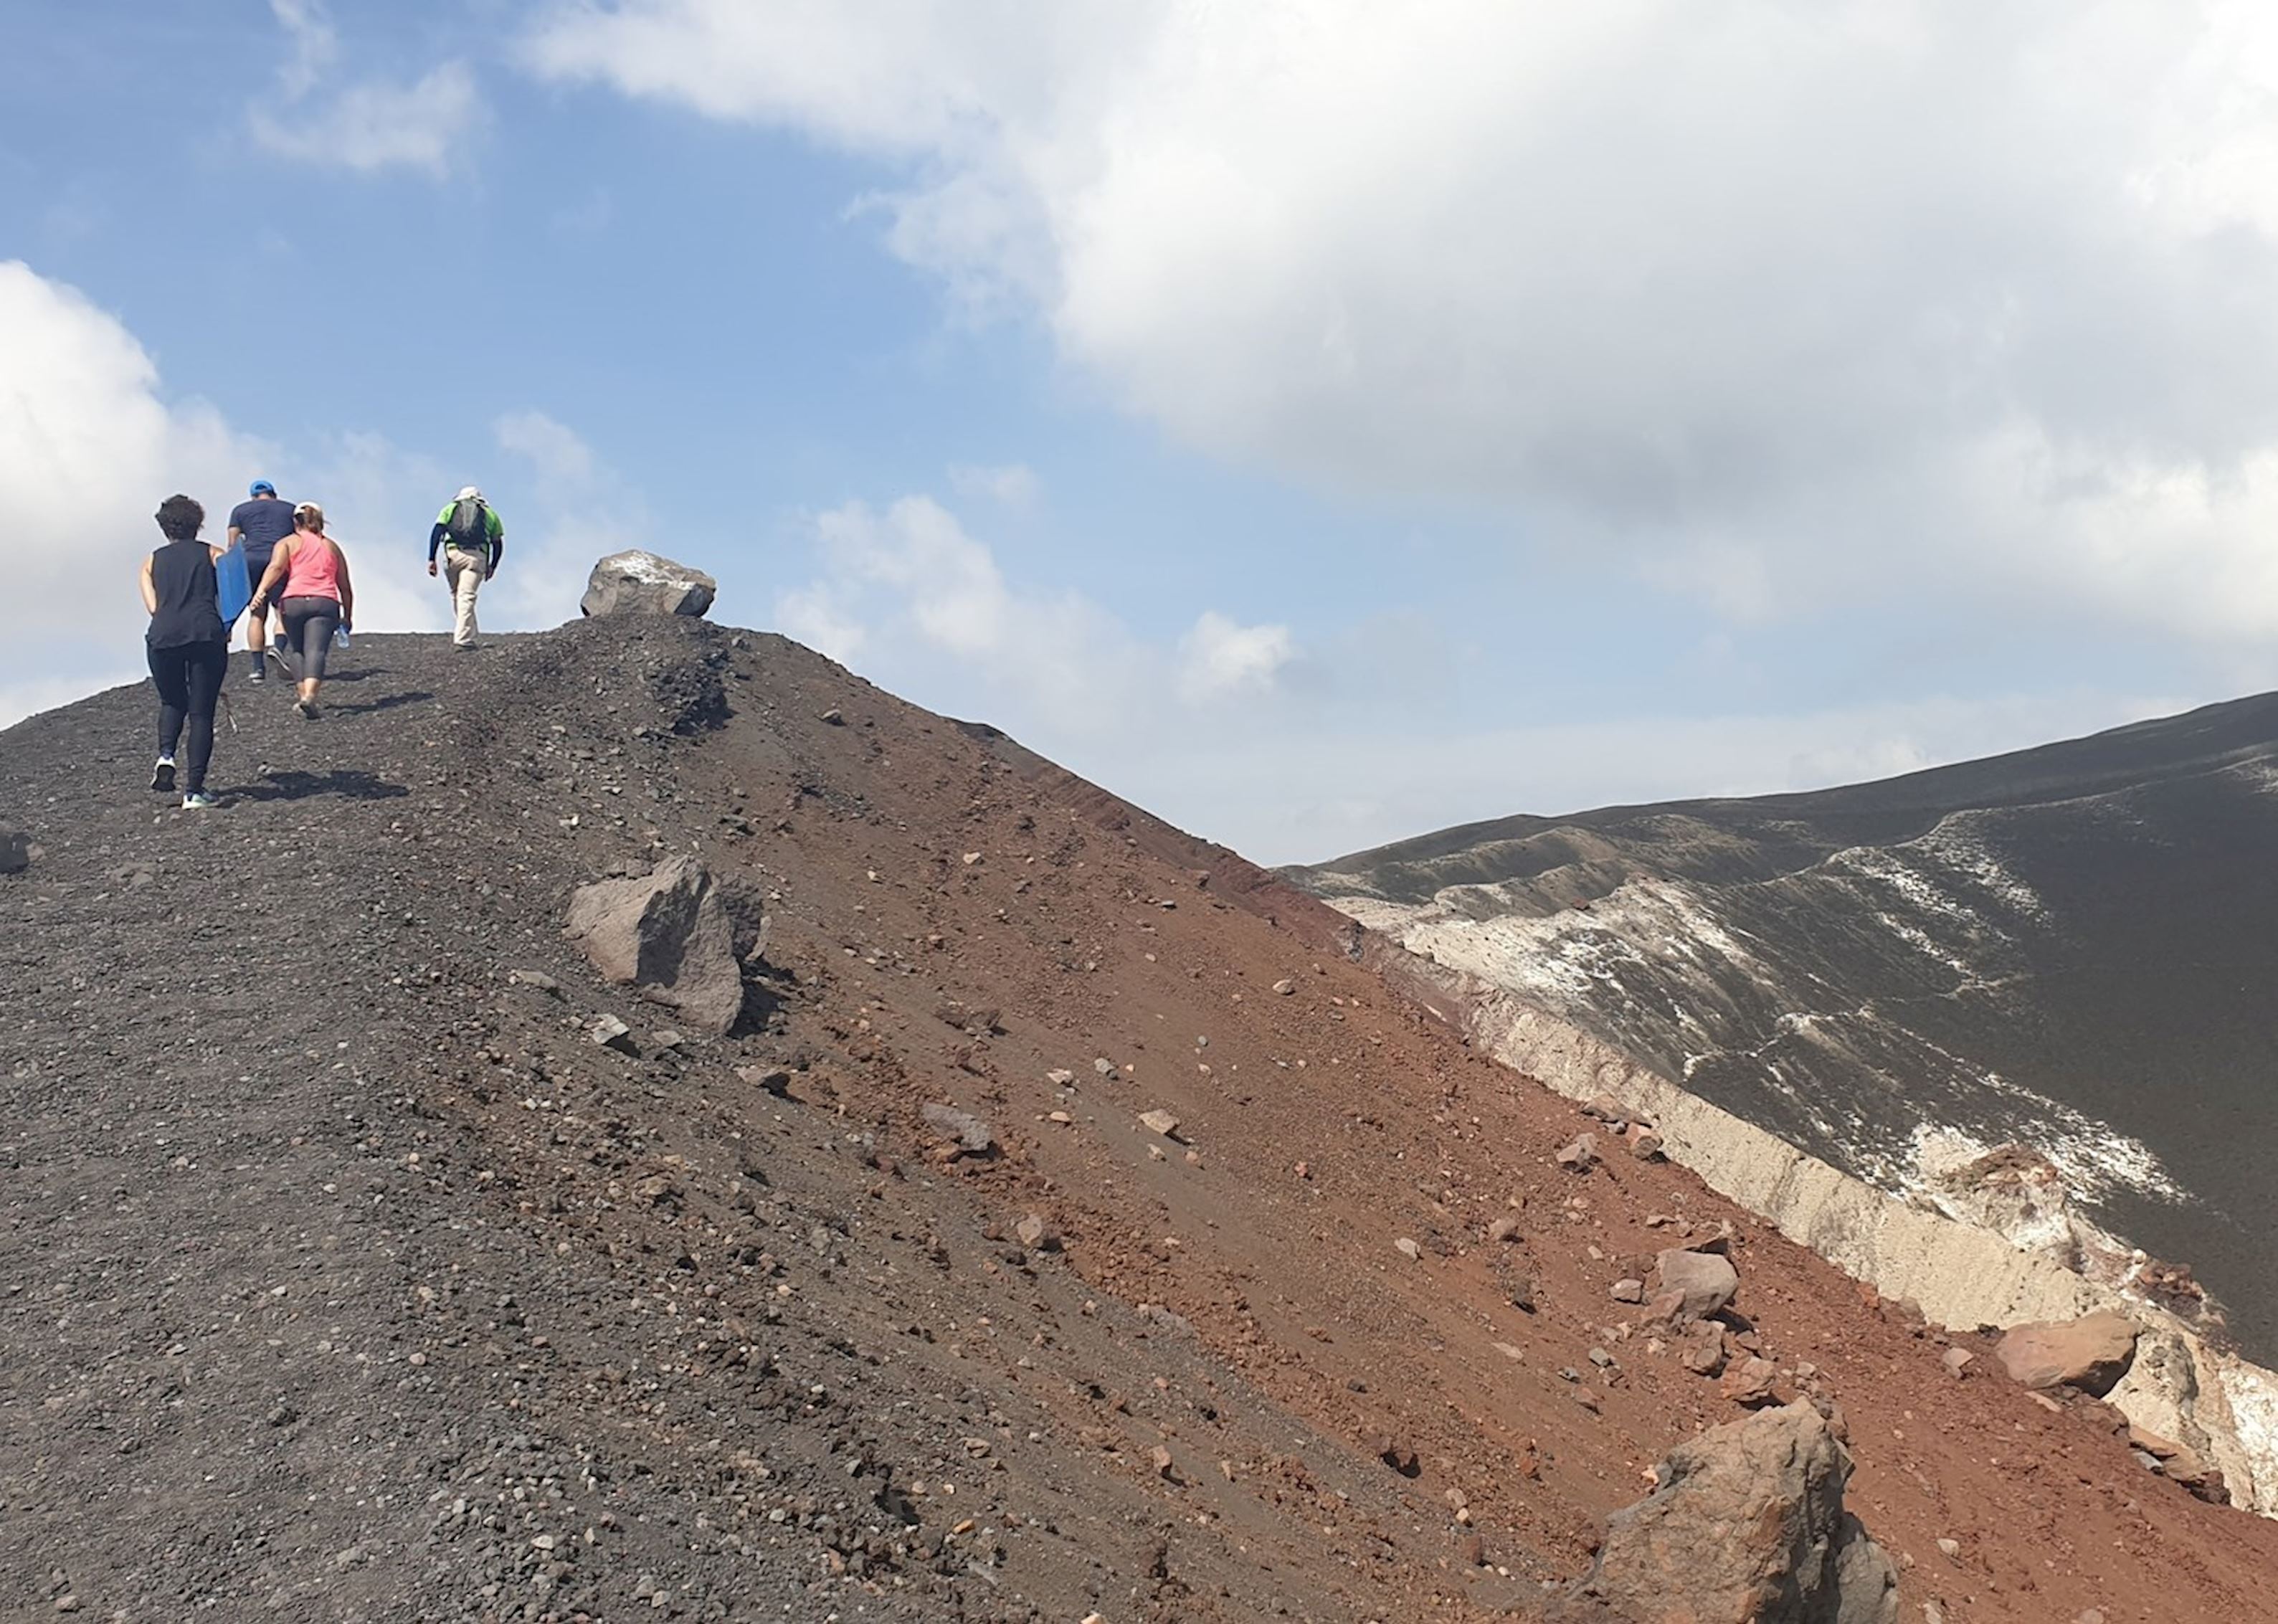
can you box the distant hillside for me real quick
[1291,692,2278,1363]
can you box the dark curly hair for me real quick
[155,493,204,542]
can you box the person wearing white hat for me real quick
[427,485,504,649]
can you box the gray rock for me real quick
[1549,1401,1898,1623]
[564,856,744,1034]
[579,550,717,617]
[1656,1248,1741,1321]
[0,831,29,875]
[922,1103,996,1156]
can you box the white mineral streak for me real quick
[1342,919,2278,1518]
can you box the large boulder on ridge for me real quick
[564,857,744,1034]
[581,550,717,619]
[1550,1401,1898,1623]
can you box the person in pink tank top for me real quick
[250,503,356,719]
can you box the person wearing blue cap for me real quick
[227,479,298,683]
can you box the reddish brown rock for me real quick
[1719,1356,1780,1407]
[1994,1311,2140,1397]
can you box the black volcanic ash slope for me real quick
[1290,693,2278,1362]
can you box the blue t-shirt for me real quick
[228,495,298,559]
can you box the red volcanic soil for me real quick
[4,619,2274,1622]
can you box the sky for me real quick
[10,2,2278,862]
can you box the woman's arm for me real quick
[333,542,354,626]
[249,537,293,609]
[139,554,158,615]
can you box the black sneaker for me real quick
[248,663,265,685]
[151,757,176,793]
[294,699,319,721]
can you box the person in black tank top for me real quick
[138,493,229,807]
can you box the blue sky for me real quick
[10,1,2278,860]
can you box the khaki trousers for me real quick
[444,547,487,645]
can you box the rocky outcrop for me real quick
[563,857,744,1034]
[1550,1401,1898,1623]
[1349,940,2278,1516]
[1995,1311,2140,1397]
[581,550,718,618]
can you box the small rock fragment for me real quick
[1555,1134,1600,1172]
[1719,1357,1779,1407]
[921,1103,997,1157]
[1272,978,1296,995]
[1138,1108,1182,1138]
[1395,1238,1424,1261]
[1374,1435,1420,1476]
[1610,1278,1646,1304]
[737,1064,792,1096]
[589,1015,638,1055]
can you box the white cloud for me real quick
[253,1,478,176]
[793,495,1129,727]
[495,409,597,487]
[1178,610,1294,703]
[1134,689,2195,866]
[773,493,1302,736]
[947,461,1040,508]
[488,409,647,628]
[526,1,2278,644]
[0,261,465,730]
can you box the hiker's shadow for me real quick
[328,690,433,716]
[238,769,411,803]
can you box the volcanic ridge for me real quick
[6,614,2278,1622]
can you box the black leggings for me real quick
[148,640,227,793]
[280,597,341,683]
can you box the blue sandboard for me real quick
[215,542,252,627]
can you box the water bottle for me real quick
[333,625,351,651]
